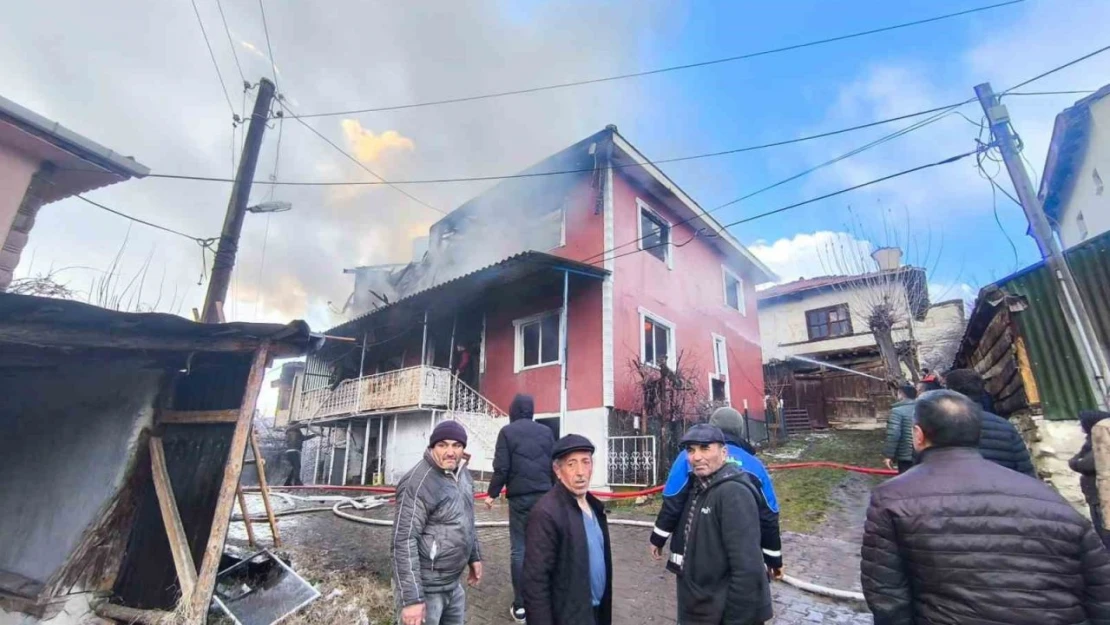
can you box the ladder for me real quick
[236,427,281,548]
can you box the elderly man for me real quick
[391,421,483,625]
[672,424,772,625]
[862,390,1110,624]
[522,434,612,625]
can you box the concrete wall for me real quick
[1015,413,1086,512]
[758,283,913,362]
[1058,96,1110,249]
[0,360,159,586]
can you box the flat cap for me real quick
[680,424,726,446]
[552,433,595,460]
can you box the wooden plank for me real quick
[974,326,1014,377]
[187,342,271,621]
[0,325,263,354]
[1013,334,1042,407]
[160,410,240,425]
[250,429,282,547]
[235,485,256,547]
[149,437,197,600]
[93,601,174,625]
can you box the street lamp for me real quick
[247,201,293,214]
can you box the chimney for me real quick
[871,247,903,271]
[412,236,429,262]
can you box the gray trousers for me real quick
[396,582,465,625]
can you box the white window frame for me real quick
[543,203,568,251]
[638,307,676,369]
[636,198,673,269]
[513,308,564,372]
[722,265,746,315]
[709,334,731,405]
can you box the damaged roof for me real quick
[329,250,608,336]
[0,293,315,358]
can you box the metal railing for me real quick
[607,435,657,487]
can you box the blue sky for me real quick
[3,0,1108,329]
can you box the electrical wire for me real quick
[1002,44,1110,94]
[215,0,246,84]
[190,0,236,116]
[1003,89,1096,98]
[290,0,1023,119]
[257,0,280,90]
[74,195,214,244]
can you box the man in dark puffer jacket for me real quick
[485,394,555,622]
[944,368,1036,476]
[862,390,1110,625]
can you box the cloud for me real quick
[339,121,415,164]
[749,231,875,286]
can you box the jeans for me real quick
[284,450,303,486]
[509,492,543,607]
[423,582,466,625]
[897,460,914,474]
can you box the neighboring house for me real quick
[0,95,148,290]
[1040,84,1110,249]
[287,125,775,488]
[758,248,931,428]
[271,361,306,429]
[955,227,1110,510]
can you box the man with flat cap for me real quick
[673,424,772,625]
[522,434,613,625]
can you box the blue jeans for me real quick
[509,492,543,607]
[422,582,466,625]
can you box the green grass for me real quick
[768,430,886,534]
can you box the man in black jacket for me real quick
[1070,410,1110,548]
[673,424,772,625]
[485,394,555,622]
[861,390,1110,624]
[944,368,1036,476]
[522,434,612,625]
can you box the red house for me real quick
[289,126,774,488]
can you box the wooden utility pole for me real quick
[975,83,1110,409]
[201,77,276,323]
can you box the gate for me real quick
[607,436,657,487]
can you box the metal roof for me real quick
[328,250,608,336]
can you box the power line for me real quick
[122,101,975,187]
[215,0,246,84]
[190,0,236,116]
[1004,89,1096,98]
[74,195,214,244]
[282,102,446,214]
[291,0,1024,119]
[1002,43,1110,94]
[257,0,279,90]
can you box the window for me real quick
[639,308,675,368]
[723,267,745,314]
[1078,211,1089,240]
[806,304,852,340]
[637,200,671,265]
[514,310,562,371]
[710,335,729,404]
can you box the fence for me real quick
[607,435,657,487]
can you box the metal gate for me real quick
[607,436,657,487]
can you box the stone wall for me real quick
[1014,412,1086,512]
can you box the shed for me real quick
[0,294,315,624]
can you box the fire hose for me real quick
[240,462,884,603]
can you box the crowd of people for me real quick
[378,369,1110,625]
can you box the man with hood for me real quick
[391,421,482,625]
[485,394,555,622]
[650,407,782,581]
[1071,410,1110,548]
[672,424,772,624]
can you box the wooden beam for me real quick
[235,485,256,547]
[0,325,264,354]
[149,437,197,599]
[1013,334,1042,407]
[160,410,240,425]
[187,342,271,621]
[93,601,174,625]
[250,428,282,547]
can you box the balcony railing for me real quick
[291,366,504,424]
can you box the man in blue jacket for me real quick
[649,407,782,579]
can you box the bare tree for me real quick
[627,352,710,468]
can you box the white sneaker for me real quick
[510,604,526,623]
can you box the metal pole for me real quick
[356,333,367,414]
[312,428,322,485]
[327,429,336,485]
[377,417,385,483]
[976,83,1110,409]
[560,270,569,420]
[342,421,352,485]
[420,310,429,366]
[448,313,457,370]
[201,77,275,322]
[361,417,371,485]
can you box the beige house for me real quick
[0,95,148,290]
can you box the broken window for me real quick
[806,304,852,340]
[711,335,729,403]
[642,313,673,368]
[639,202,670,263]
[516,310,561,370]
[723,267,745,314]
[1078,211,1089,240]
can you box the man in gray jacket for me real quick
[392,421,483,625]
[882,384,917,473]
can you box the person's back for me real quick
[862,390,1110,625]
[944,368,1035,477]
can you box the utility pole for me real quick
[975,83,1110,409]
[201,77,276,323]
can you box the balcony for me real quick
[291,366,504,424]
